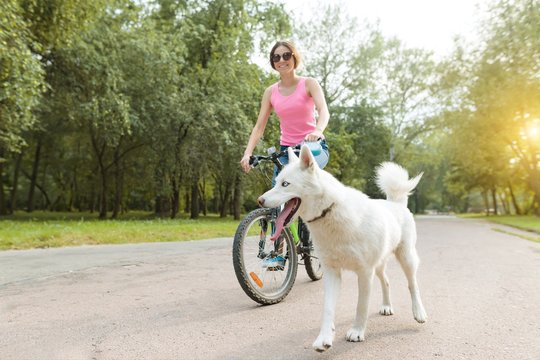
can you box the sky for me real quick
[276,0,491,59]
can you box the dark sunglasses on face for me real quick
[271,52,293,63]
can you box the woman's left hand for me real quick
[305,130,323,142]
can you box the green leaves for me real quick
[0,0,45,156]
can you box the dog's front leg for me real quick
[312,267,341,352]
[346,269,374,342]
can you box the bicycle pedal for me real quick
[266,266,285,271]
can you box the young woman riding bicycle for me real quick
[239,40,330,176]
[233,41,331,305]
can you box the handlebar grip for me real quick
[249,156,259,168]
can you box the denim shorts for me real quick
[272,139,329,186]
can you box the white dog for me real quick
[258,145,427,352]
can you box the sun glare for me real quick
[526,119,540,140]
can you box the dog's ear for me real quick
[287,147,299,163]
[300,144,315,170]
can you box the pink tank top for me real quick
[270,77,316,146]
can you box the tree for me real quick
[478,0,540,214]
[446,0,540,215]
[152,0,291,219]
[366,39,439,161]
[295,2,380,106]
[52,6,140,219]
[0,0,45,214]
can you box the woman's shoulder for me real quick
[262,84,275,102]
[265,82,280,93]
[303,77,320,86]
[303,77,320,96]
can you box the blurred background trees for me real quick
[0,0,538,218]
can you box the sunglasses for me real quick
[271,52,293,63]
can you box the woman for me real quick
[240,40,330,181]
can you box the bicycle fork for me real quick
[258,208,291,259]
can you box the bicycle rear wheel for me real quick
[233,208,298,305]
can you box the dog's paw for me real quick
[413,305,427,323]
[346,327,365,342]
[379,305,394,316]
[312,333,334,352]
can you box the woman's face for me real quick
[272,45,295,74]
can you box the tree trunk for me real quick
[233,173,242,220]
[170,176,180,219]
[184,191,190,214]
[9,152,23,213]
[491,187,498,216]
[508,182,522,215]
[98,162,108,219]
[22,168,52,210]
[482,191,490,216]
[190,178,199,219]
[112,147,122,219]
[528,170,540,216]
[199,179,207,216]
[70,164,78,212]
[0,149,6,215]
[90,131,108,220]
[219,187,230,218]
[26,139,42,212]
[534,193,540,216]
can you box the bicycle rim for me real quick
[233,208,298,305]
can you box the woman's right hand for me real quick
[240,154,252,173]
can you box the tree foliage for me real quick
[439,0,540,214]
[1,0,539,218]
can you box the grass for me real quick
[3,211,539,251]
[459,214,540,242]
[459,214,540,232]
[0,211,240,251]
[492,228,540,243]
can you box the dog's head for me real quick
[257,145,321,240]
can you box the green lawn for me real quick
[3,211,539,251]
[0,211,240,250]
[460,214,540,233]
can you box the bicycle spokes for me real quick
[258,218,268,259]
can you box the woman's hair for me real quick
[269,40,302,70]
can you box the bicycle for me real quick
[232,146,323,305]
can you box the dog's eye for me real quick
[281,181,290,187]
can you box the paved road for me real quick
[1,216,539,360]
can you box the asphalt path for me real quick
[1,216,539,360]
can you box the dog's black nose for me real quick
[257,197,265,207]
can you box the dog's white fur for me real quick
[258,145,427,352]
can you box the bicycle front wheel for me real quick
[233,208,298,305]
[299,220,323,281]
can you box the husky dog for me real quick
[257,145,427,352]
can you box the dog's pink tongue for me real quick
[270,199,296,241]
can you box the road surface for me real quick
[1,216,539,359]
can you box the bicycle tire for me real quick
[300,220,323,281]
[233,208,298,305]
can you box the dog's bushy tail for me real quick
[375,162,423,207]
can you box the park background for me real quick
[1,0,539,249]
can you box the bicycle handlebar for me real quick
[249,144,303,171]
